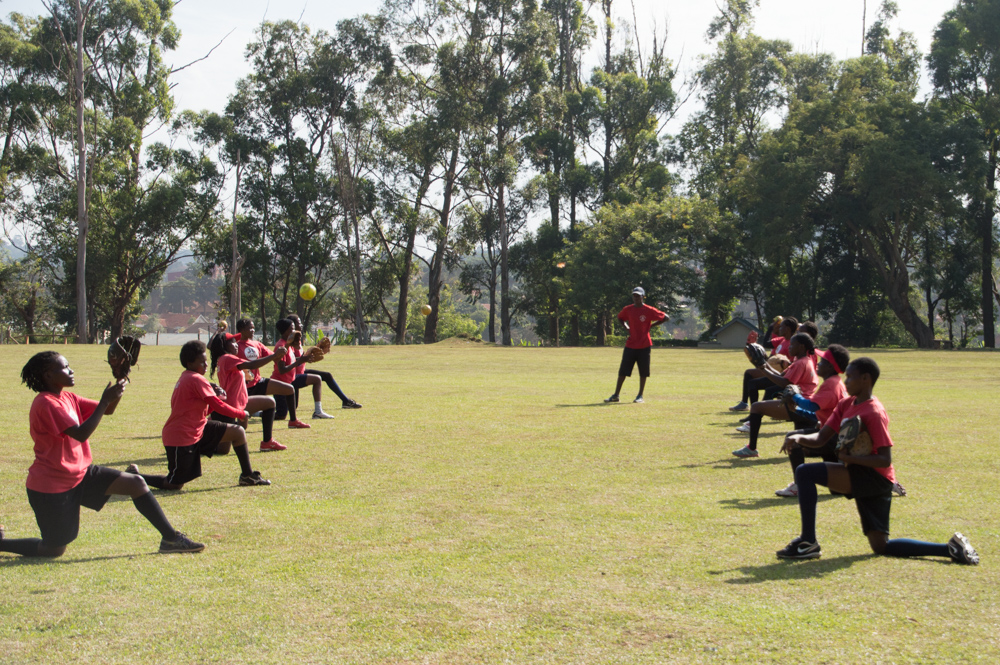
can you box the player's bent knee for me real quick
[38,544,66,558]
[867,532,888,555]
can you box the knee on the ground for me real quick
[38,544,67,558]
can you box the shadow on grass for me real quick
[103,457,166,467]
[0,552,151,568]
[718,495,838,511]
[711,554,873,584]
[674,456,789,469]
[555,402,629,408]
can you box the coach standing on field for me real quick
[605,287,669,404]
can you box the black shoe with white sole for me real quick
[776,537,821,560]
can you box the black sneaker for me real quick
[159,532,205,554]
[777,537,821,560]
[948,533,979,565]
[604,394,620,403]
[239,471,272,486]
[342,400,363,409]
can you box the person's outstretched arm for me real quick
[63,380,126,442]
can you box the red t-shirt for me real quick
[770,336,788,357]
[783,356,818,399]
[271,339,298,383]
[27,391,98,493]
[216,354,249,410]
[618,304,668,349]
[824,396,896,483]
[237,338,272,387]
[810,374,847,424]
[162,370,244,447]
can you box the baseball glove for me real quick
[767,354,790,372]
[780,384,801,405]
[745,342,768,368]
[317,336,332,354]
[303,345,325,363]
[835,416,873,456]
[108,336,141,381]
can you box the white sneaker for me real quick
[729,401,748,411]
[312,411,335,419]
[735,423,750,433]
[775,482,798,497]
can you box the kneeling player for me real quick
[1,352,202,558]
[129,341,271,490]
[776,357,979,564]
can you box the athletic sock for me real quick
[233,443,254,476]
[795,462,828,543]
[0,537,43,557]
[132,492,177,540]
[884,539,950,558]
[314,401,323,414]
[262,407,275,441]
[748,412,764,451]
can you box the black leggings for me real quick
[306,369,349,402]
[275,375,310,420]
[741,371,778,404]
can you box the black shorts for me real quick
[845,465,893,535]
[26,465,121,548]
[164,421,229,485]
[618,346,651,378]
[247,379,271,396]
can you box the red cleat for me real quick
[287,420,311,429]
[260,439,288,452]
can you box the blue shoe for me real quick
[732,445,759,458]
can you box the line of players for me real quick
[3,295,981,566]
[607,294,979,565]
[1,315,360,557]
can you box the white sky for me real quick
[3,0,959,120]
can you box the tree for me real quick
[929,0,1000,346]
[211,18,392,337]
[562,197,717,345]
[463,0,555,346]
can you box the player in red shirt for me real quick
[235,318,297,407]
[773,344,850,496]
[270,319,315,428]
[604,287,668,404]
[730,317,798,411]
[775,357,979,564]
[208,330,289,451]
[732,333,819,458]
[287,313,361,415]
[0,352,203,558]
[127,341,271,490]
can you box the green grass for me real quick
[0,341,998,663]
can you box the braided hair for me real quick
[21,351,62,393]
[208,333,228,379]
[790,332,815,357]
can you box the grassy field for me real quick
[0,341,997,664]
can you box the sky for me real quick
[2,0,960,121]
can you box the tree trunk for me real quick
[397,168,431,344]
[595,311,607,346]
[424,147,460,344]
[981,143,997,347]
[855,230,935,347]
[74,0,88,342]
